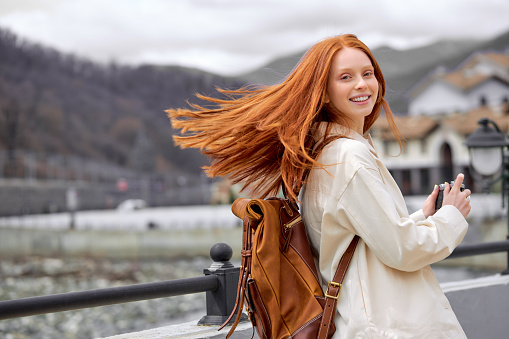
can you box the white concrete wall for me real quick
[0,227,244,260]
[0,205,240,231]
[409,81,468,116]
[469,78,509,108]
[375,125,470,170]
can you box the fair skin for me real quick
[423,173,471,219]
[326,47,471,219]
[326,47,378,135]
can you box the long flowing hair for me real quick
[167,34,403,201]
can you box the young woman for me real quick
[167,34,471,338]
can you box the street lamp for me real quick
[464,118,509,274]
[464,118,509,201]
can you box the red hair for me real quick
[167,34,403,201]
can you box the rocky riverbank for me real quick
[0,255,500,339]
[0,256,211,339]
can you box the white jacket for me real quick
[302,124,468,339]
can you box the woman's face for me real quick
[326,47,378,134]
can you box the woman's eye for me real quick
[364,71,373,77]
[340,75,351,80]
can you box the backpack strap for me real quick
[219,213,256,337]
[318,235,360,339]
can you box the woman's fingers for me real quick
[443,173,471,218]
[451,173,464,192]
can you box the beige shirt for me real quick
[302,124,468,339]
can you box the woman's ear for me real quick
[324,92,330,104]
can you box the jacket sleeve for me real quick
[409,209,426,223]
[336,164,468,272]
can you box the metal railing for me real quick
[0,239,508,327]
[0,276,218,321]
[448,238,509,274]
[0,242,244,326]
[449,240,509,259]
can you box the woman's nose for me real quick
[355,78,367,89]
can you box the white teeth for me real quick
[351,96,369,102]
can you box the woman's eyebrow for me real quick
[335,65,374,72]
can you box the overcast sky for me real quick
[1,0,509,76]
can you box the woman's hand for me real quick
[422,184,440,218]
[422,173,472,219]
[442,173,471,219]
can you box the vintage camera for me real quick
[435,181,465,211]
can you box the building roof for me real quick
[372,107,509,140]
[441,107,509,135]
[462,52,509,70]
[371,115,437,140]
[487,52,509,68]
[442,72,490,91]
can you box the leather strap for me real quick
[318,235,359,339]
[220,215,256,338]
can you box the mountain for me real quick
[238,31,509,114]
[239,50,304,86]
[239,39,480,86]
[373,40,481,77]
[0,27,243,177]
[1,26,508,179]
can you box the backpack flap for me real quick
[247,198,327,338]
[231,198,253,220]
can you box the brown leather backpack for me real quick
[220,197,359,339]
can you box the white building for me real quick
[407,51,509,117]
[371,50,509,195]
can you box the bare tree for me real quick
[0,98,21,176]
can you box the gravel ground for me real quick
[0,256,211,339]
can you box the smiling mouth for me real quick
[350,95,370,103]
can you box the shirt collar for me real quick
[314,122,378,157]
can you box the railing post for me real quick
[504,234,509,275]
[198,242,248,326]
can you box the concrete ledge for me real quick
[443,274,509,339]
[441,272,509,293]
[99,274,509,339]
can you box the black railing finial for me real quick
[208,242,234,271]
[198,243,248,326]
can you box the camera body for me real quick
[435,181,465,211]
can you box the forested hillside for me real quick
[2,26,508,178]
[0,27,243,176]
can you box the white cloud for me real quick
[1,0,509,75]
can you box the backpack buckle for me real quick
[325,281,342,300]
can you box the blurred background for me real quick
[1,0,509,338]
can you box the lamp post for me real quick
[465,118,509,272]
[464,118,509,199]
